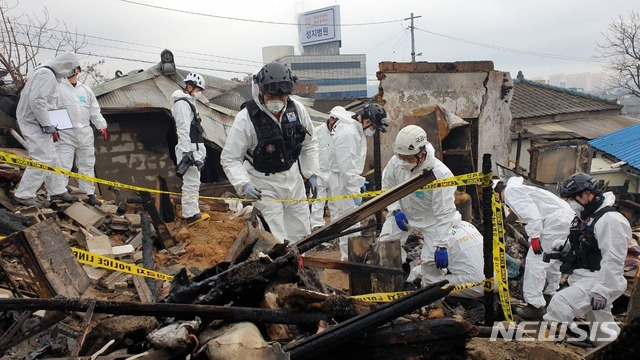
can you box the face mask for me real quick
[568,199,584,214]
[194,91,207,102]
[363,127,375,137]
[398,159,415,172]
[265,100,285,114]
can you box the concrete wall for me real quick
[375,61,513,170]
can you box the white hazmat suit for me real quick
[56,78,107,195]
[220,85,319,244]
[502,177,575,308]
[310,107,367,260]
[14,53,80,201]
[171,90,206,219]
[543,192,630,344]
[380,143,484,298]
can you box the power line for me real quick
[363,25,407,54]
[117,0,404,26]
[14,21,263,65]
[16,42,252,75]
[12,29,258,69]
[415,27,602,63]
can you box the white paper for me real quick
[47,109,73,130]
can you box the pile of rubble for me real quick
[1,152,639,359]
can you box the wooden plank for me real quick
[626,267,640,323]
[348,235,374,296]
[302,256,403,275]
[371,240,403,292]
[22,219,90,298]
[71,300,96,357]
[132,275,154,303]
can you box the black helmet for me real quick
[557,173,598,198]
[253,62,297,96]
[360,103,389,132]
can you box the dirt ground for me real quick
[466,337,588,360]
[163,211,245,270]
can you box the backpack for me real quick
[0,66,55,118]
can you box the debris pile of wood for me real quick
[0,168,486,359]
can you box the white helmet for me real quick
[329,106,355,122]
[393,125,428,155]
[184,72,206,90]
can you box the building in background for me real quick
[548,72,606,94]
[262,5,367,100]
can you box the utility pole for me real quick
[404,13,422,62]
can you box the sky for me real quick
[11,0,639,85]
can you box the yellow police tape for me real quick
[0,151,489,203]
[350,278,494,303]
[71,247,173,282]
[492,192,514,323]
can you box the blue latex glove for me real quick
[361,180,369,193]
[242,183,262,200]
[307,175,318,198]
[434,247,449,269]
[393,210,409,231]
[590,292,607,311]
[354,180,368,206]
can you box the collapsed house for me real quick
[508,73,639,184]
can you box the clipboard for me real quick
[48,109,73,130]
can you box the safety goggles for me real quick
[261,81,293,96]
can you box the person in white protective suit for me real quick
[494,177,575,319]
[220,63,319,244]
[543,173,630,344]
[309,105,386,260]
[379,125,484,298]
[13,52,81,206]
[56,66,108,206]
[171,72,210,226]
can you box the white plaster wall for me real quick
[376,70,513,170]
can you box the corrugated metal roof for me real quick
[94,69,237,149]
[524,115,640,139]
[589,122,640,170]
[511,80,622,119]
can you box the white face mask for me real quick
[568,199,584,214]
[363,127,375,137]
[265,100,285,114]
[398,159,415,172]
[194,91,206,102]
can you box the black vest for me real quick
[173,98,204,145]
[244,99,307,174]
[563,206,617,273]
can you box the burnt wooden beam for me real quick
[322,318,476,359]
[0,298,328,325]
[139,191,174,249]
[284,280,453,359]
[301,256,403,275]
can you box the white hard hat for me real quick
[184,72,206,90]
[329,106,355,122]
[393,125,428,155]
